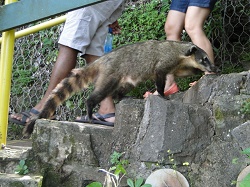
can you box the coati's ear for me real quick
[185,45,198,56]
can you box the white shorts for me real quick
[58,0,124,56]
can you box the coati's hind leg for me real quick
[155,71,166,97]
[112,83,135,101]
[86,77,120,121]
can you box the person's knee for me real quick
[184,22,202,38]
[165,22,181,40]
[164,21,175,37]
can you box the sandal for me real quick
[9,108,56,126]
[9,108,40,126]
[143,82,179,98]
[75,112,115,127]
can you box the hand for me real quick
[108,20,121,35]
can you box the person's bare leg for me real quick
[146,10,185,97]
[185,6,214,63]
[80,54,115,123]
[11,45,78,122]
[185,6,215,87]
[143,11,185,98]
[164,10,186,92]
[165,10,185,41]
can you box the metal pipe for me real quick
[0,15,66,44]
[0,0,17,148]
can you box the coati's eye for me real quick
[202,57,208,64]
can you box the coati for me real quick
[23,40,218,135]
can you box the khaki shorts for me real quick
[58,0,124,56]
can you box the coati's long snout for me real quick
[23,40,218,136]
[170,44,219,78]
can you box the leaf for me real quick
[43,38,53,46]
[141,184,152,187]
[19,160,25,167]
[135,178,144,187]
[23,169,29,175]
[86,182,102,187]
[232,158,239,164]
[110,151,123,164]
[120,165,127,174]
[115,164,127,175]
[65,100,73,109]
[15,165,22,173]
[241,148,250,155]
[127,178,134,187]
[109,166,116,171]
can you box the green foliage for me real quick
[109,151,128,178]
[127,178,152,187]
[110,151,129,166]
[241,148,250,156]
[232,148,250,186]
[240,50,250,62]
[232,158,239,165]
[220,61,244,74]
[11,23,59,96]
[113,0,169,47]
[86,182,102,187]
[7,124,23,140]
[87,151,150,187]
[15,160,29,175]
[241,99,250,115]
[12,64,37,95]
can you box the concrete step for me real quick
[0,174,43,187]
[0,139,32,173]
[0,139,43,187]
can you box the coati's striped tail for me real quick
[23,66,98,136]
[39,68,94,119]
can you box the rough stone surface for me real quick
[110,98,145,156]
[130,97,214,164]
[0,145,31,174]
[232,121,250,150]
[29,120,114,185]
[190,138,245,186]
[1,72,250,187]
[0,174,43,187]
[182,73,248,105]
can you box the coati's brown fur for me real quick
[23,40,218,135]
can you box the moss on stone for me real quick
[9,181,25,187]
[215,107,224,121]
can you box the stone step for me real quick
[0,139,32,174]
[0,139,43,187]
[0,174,43,187]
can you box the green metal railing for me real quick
[0,0,106,148]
